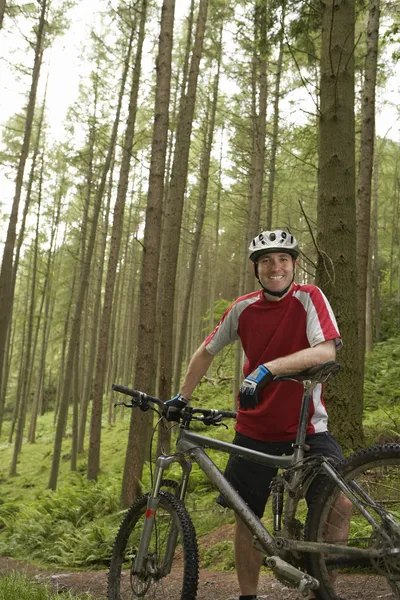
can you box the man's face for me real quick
[256,252,295,296]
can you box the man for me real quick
[166,229,348,600]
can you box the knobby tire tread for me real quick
[107,490,199,600]
[305,443,400,600]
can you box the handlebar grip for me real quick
[112,384,164,409]
[219,411,237,419]
[112,383,139,397]
[192,408,237,419]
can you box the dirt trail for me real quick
[0,555,395,600]
[0,524,395,600]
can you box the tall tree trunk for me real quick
[77,170,112,453]
[265,0,286,229]
[315,0,362,451]
[0,0,47,400]
[71,346,80,471]
[28,169,62,443]
[389,155,399,296]
[174,59,220,392]
[9,276,29,444]
[372,149,381,342]
[48,33,132,491]
[157,0,208,405]
[120,0,176,508]
[365,240,373,354]
[10,187,41,475]
[208,131,223,342]
[0,0,5,29]
[356,0,380,367]
[87,0,147,482]
[244,0,268,293]
[53,257,76,424]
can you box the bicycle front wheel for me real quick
[305,443,400,600]
[108,490,199,600]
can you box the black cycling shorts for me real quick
[216,431,343,518]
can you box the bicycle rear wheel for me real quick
[108,490,198,600]
[305,444,400,600]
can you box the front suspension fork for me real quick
[133,454,192,576]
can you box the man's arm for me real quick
[264,339,336,376]
[179,342,214,398]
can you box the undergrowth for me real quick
[0,571,93,599]
[0,340,398,572]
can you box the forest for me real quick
[0,0,400,594]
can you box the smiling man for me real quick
[165,229,347,600]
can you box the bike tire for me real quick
[305,443,400,600]
[108,490,199,600]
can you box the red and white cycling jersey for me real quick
[204,283,342,442]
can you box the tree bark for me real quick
[174,46,221,393]
[120,0,176,508]
[48,29,132,491]
[157,0,208,405]
[77,169,112,453]
[356,0,380,367]
[0,0,47,413]
[265,0,286,229]
[10,183,42,475]
[244,0,268,293]
[0,0,5,30]
[372,149,381,342]
[315,0,363,451]
[87,0,147,482]
[28,168,62,443]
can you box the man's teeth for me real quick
[269,276,283,280]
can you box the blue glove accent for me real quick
[239,365,274,410]
[165,393,189,422]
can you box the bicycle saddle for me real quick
[273,360,340,383]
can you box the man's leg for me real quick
[234,515,263,596]
[325,492,352,543]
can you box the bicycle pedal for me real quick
[264,555,319,596]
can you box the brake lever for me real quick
[114,397,150,411]
[114,401,134,408]
[202,415,228,429]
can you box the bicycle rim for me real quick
[108,491,198,600]
[305,444,400,600]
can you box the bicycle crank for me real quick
[264,555,319,597]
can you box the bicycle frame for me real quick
[133,377,385,594]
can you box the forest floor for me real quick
[0,524,396,600]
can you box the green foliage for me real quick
[201,298,232,329]
[0,571,93,600]
[200,539,235,570]
[363,337,400,444]
[0,471,123,567]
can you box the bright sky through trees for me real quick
[0,0,399,220]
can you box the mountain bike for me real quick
[107,361,400,600]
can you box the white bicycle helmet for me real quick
[249,229,299,262]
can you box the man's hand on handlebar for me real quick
[165,393,189,422]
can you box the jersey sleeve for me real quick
[294,286,342,349]
[204,304,240,356]
[204,293,261,355]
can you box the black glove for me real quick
[239,365,274,410]
[165,393,189,422]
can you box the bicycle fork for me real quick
[133,454,192,577]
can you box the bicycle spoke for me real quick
[306,445,400,600]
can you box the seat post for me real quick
[292,379,316,464]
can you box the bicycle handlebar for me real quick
[111,383,237,423]
[112,383,162,406]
